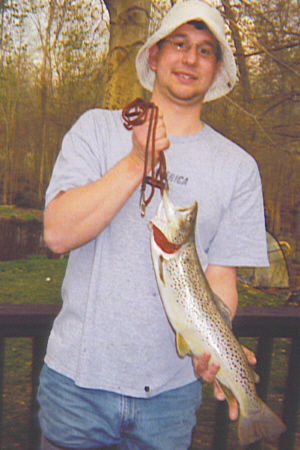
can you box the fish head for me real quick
[150,191,198,251]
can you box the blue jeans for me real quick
[38,364,202,450]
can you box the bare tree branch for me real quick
[239,42,299,58]
[221,0,252,102]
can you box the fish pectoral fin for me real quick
[158,255,165,284]
[176,333,192,358]
[212,293,232,328]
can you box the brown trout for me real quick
[150,190,286,446]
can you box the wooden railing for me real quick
[0,304,299,450]
[0,304,58,450]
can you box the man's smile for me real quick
[173,70,198,83]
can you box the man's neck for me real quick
[150,93,203,136]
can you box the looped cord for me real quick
[122,98,169,216]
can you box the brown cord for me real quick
[122,98,169,216]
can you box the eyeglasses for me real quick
[164,36,218,60]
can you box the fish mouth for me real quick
[150,191,197,253]
[151,224,181,254]
[150,195,179,254]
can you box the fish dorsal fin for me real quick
[212,292,232,328]
[176,333,192,358]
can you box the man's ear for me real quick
[148,44,160,71]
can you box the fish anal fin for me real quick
[253,370,260,384]
[176,333,191,358]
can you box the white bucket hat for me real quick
[136,0,237,102]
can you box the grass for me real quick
[0,255,298,449]
[0,206,42,222]
[0,255,67,305]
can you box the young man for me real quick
[38,1,268,449]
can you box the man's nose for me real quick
[182,45,198,65]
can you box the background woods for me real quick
[0,0,299,279]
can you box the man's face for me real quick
[149,23,221,106]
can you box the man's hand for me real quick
[193,346,257,421]
[130,111,170,172]
[193,352,220,384]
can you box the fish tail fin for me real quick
[239,399,286,446]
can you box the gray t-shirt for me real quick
[44,109,268,398]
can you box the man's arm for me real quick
[205,264,238,318]
[44,113,169,254]
[44,154,144,254]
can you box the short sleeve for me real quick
[208,158,269,267]
[45,111,105,206]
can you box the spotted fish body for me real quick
[150,191,286,446]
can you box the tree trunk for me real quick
[37,0,55,201]
[102,0,152,109]
[221,0,252,103]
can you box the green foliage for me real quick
[0,0,109,206]
[0,206,17,217]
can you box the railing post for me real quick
[255,337,273,400]
[244,337,273,450]
[29,336,49,450]
[279,337,300,450]
[0,338,4,448]
[212,400,230,449]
